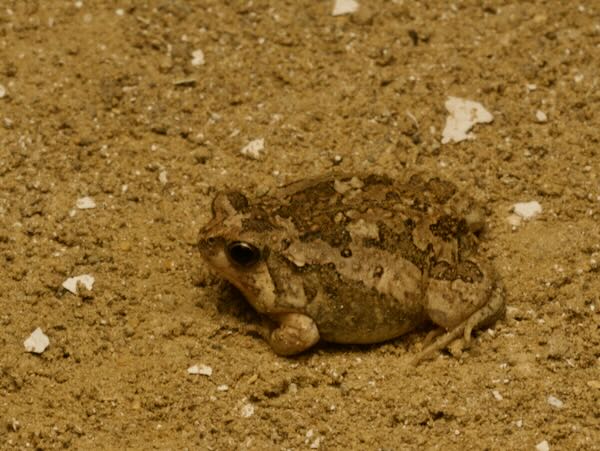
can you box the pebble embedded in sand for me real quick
[240,138,265,160]
[536,440,550,451]
[332,0,359,16]
[187,364,213,376]
[159,170,168,185]
[24,328,50,354]
[191,49,205,66]
[547,395,563,408]
[441,97,493,144]
[62,274,95,294]
[76,196,96,209]
[240,403,255,418]
[535,110,548,123]
[512,201,542,220]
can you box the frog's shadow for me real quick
[315,323,434,358]
[214,283,263,325]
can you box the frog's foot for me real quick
[411,325,465,365]
[268,313,320,356]
[413,280,505,365]
[421,328,445,349]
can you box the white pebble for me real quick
[492,390,503,401]
[547,395,563,408]
[332,0,359,16]
[535,110,548,123]
[187,364,213,376]
[310,437,321,449]
[0,84,6,98]
[115,8,124,16]
[24,328,50,354]
[512,201,542,220]
[240,403,255,418]
[76,196,96,209]
[240,138,265,160]
[191,49,205,66]
[158,170,168,185]
[62,274,95,294]
[441,97,493,144]
[217,384,229,391]
[536,440,550,451]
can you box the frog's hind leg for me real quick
[412,325,466,365]
[413,277,505,365]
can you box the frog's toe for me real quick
[462,280,506,341]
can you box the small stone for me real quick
[536,440,550,451]
[332,0,359,16]
[240,138,265,160]
[217,384,229,391]
[191,49,205,66]
[240,403,255,418]
[187,364,213,376]
[441,97,493,144]
[547,395,563,408]
[62,274,95,294]
[0,84,6,98]
[535,110,548,123]
[512,201,542,220]
[24,328,50,354]
[158,170,168,185]
[492,390,503,401]
[76,196,96,209]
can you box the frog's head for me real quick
[198,191,283,313]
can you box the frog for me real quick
[198,173,505,364]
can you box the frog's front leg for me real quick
[267,313,320,356]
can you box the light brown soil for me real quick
[1,1,599,449]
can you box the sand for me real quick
[1,1,598,449]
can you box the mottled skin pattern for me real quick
[198,173,505,363]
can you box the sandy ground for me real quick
[1,1,599,449]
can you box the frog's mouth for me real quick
[198,248,268,311]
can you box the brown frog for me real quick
[198,173,505,363]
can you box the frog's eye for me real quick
[226,241,261,267]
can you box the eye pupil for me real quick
[227,241,260,267]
